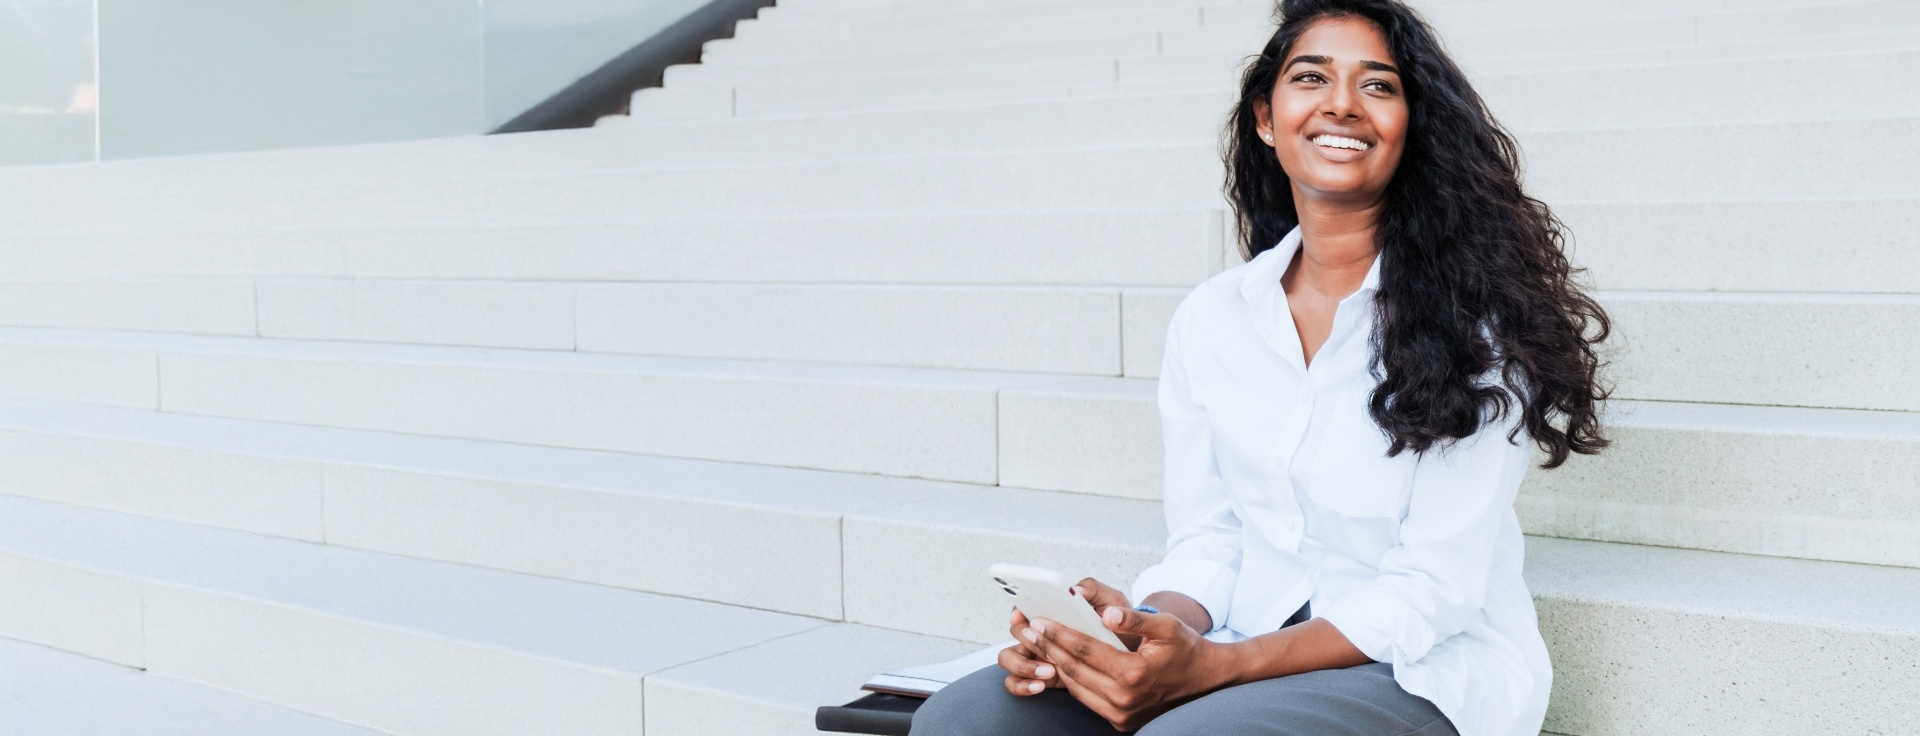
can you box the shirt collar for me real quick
[1238,226,1384,304]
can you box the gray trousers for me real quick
[909,661,1456,736]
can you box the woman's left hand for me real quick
[1022,605,1239,731]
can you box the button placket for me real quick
[1262,389,1315,552]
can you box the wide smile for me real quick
[1305,133,1373,162]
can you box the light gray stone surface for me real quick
[1122,289,1187,378]
[0,341,158,409]
[0,430,327,541]
[0,638,387,736]
[0,279,256,335]
[0,495,829,736]
[645,624,981,736]
[1605,292,1920,411]
[0,327,1054,483]
[0,397,976,616]
[1521,401,1920,568]
[844,486,1165,642]
[999,377,1163,500]
[577,282,1124,374]
[258,278,578,350]
[1527,536,1920,735]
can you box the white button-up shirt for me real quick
[1129,227,1552,736]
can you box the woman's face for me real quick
[1256,17,1409,206]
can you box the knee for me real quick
[908,666,1012,736]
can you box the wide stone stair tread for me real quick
[0,638,387,736]
[0,494,978,736]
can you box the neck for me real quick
[1286,194,1384,299]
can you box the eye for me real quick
[1363,79,1398,94]
[1291,72,1327,84]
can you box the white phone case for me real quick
[989,563,1129,651]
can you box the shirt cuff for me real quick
[1129,559,1237,633]
[1316,584,1438,665]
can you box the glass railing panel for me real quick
[94,0,485,159]
[0,0,97,165]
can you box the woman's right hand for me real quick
[1000,607,1062,696]
[1001,578,1137,696]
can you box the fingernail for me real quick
[1034,664,1054,679]
[1022,627,1037,642]
[1104,607,1123,624]
[1031,619,1046,635]
[1028,681,1044,694]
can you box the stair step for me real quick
[703,7,1920,84]
[1520,400,1920,569]
[4,324,1918,566]
[658,51,1920,131]
[0,145,1232,231]
[7,280,1916,412]
[1,207,1229,286]
[0,638,385,736]
[705,0,1914,65]
[6,445,1917,734]
[4,122,1917,267]
[0,397,982,617]
[7,196,1918,296]
[0,327,1068,484]
[0,495,835,736]
[1525,537,1920,734]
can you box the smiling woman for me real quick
[909,1,1610,735]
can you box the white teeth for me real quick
[1311,134,1370,151]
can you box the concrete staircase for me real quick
[1,0,1916,734]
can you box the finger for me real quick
[1073,578,1130,611]
[998,648,1055,696]
[1004,671,1046,697]
[1008,608,1034,643]
[997,644,1058,683]
[1100,605,1186,641]
[1025,619,1129,693]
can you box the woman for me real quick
[911,0,1609,734]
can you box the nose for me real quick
[1320,79,1361,121]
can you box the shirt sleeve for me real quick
[1315,402,1535,663]
[1128,305,1242,631]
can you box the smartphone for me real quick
[989,563,1128,651]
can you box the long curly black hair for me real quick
[1225,0,1609,468]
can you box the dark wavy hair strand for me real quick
[1224,0,1611,468]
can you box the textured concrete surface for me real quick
[0,638,387,736]
[1527,536,1920,735]
[0,496,829,736]
[1522,401,1920,568]
[844,486,1164,642]
[578,282,1124,374]
[999,377,1163,500]
[258,279,577,350]
[645,624,980,736]
[0,398,977,617]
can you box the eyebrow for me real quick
[1282,54,1402,76]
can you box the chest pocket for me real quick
[1305,389,1418,518]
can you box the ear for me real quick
[1253,97,1275,147]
